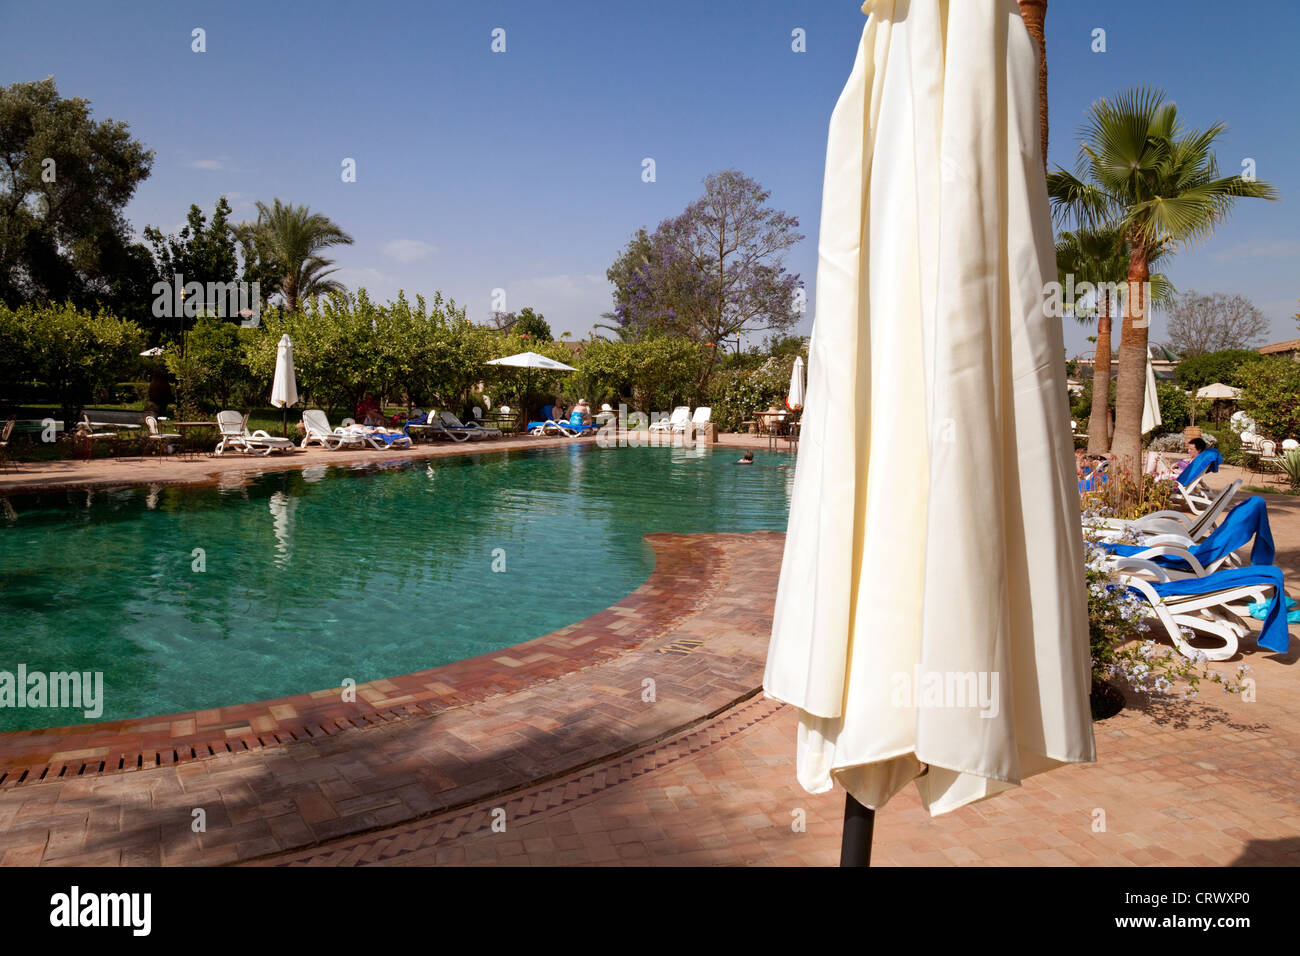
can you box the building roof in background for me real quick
[1258,338,1300,355]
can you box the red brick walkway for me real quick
[260,665,1300,867]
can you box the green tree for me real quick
[11,303,146,428]
[0,78,154,309]
[513,307,552,342]
[1048,87,1277,470]
[1238,358,1300,442]
[235,199,353,312]
[164,315,249,410]
[604,171,804,399]
[144,197,238,299]
[1175,348,1264,390]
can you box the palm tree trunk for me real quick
[1087,302,1112,454]
[283,273,298,313]
[1017,0,1049,169]
[1110,245,1150,472]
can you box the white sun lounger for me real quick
[1091,480,1241,543]
[214,410,297,456]
[301,409,366,450]
[1115,558,1278,662]
[674,406,712,433]
[649,406,690,432]
[438,410,500,440]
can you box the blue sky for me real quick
[1,0,1296,354]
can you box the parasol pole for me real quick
[840,794,876,867]
[837,0,1049,869]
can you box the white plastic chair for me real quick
[649,407,690,432]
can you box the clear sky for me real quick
[2,0,1296,354]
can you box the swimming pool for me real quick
[0,444,793,730]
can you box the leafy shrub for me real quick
[1238,357,1300,443]
[1153,380,1192,431]
[0,302,147,426]
[708,355,796,432]
[1175,348,1265,390]
[1277,449,1300,490]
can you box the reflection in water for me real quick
[0,445,794,729]
[268,490,297,567]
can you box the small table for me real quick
[756,411,791,451]
[171,421,217,459]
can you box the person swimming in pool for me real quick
[736,451,755,465]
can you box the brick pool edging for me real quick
[0,533,728,789]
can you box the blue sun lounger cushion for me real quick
[1103,496,1275,571]
[1176,447,1223,487]
[1140,565,1291,653]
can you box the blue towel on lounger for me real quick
[1103,496,1275,571]
[1176,448,1222,487]
[1139,565,1291,653]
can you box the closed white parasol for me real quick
[763,0,1095,861]
[270,334,298,436]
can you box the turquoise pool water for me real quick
[0,444,793,730]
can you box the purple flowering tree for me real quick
[603,170,803,396]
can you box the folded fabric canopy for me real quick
[763,0,1095,817]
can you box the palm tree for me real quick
[236,199,354,312]
[1048,87,1276,470]
[1054,227,1173,453]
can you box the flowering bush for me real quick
[1080,466,1175,521]
[708,356,797,432]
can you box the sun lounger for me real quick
[554,411,600,437]
[1117,562,1290,660]
[214,410,298,456]
[1099,496,1273,578]
[1091,480,1241,542]
[1172,448,1224,515]
[339,423,413,449]
[438,410,501,440]
[675,406,711,433]
[649,406,690,433]
[301,409,367,450]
